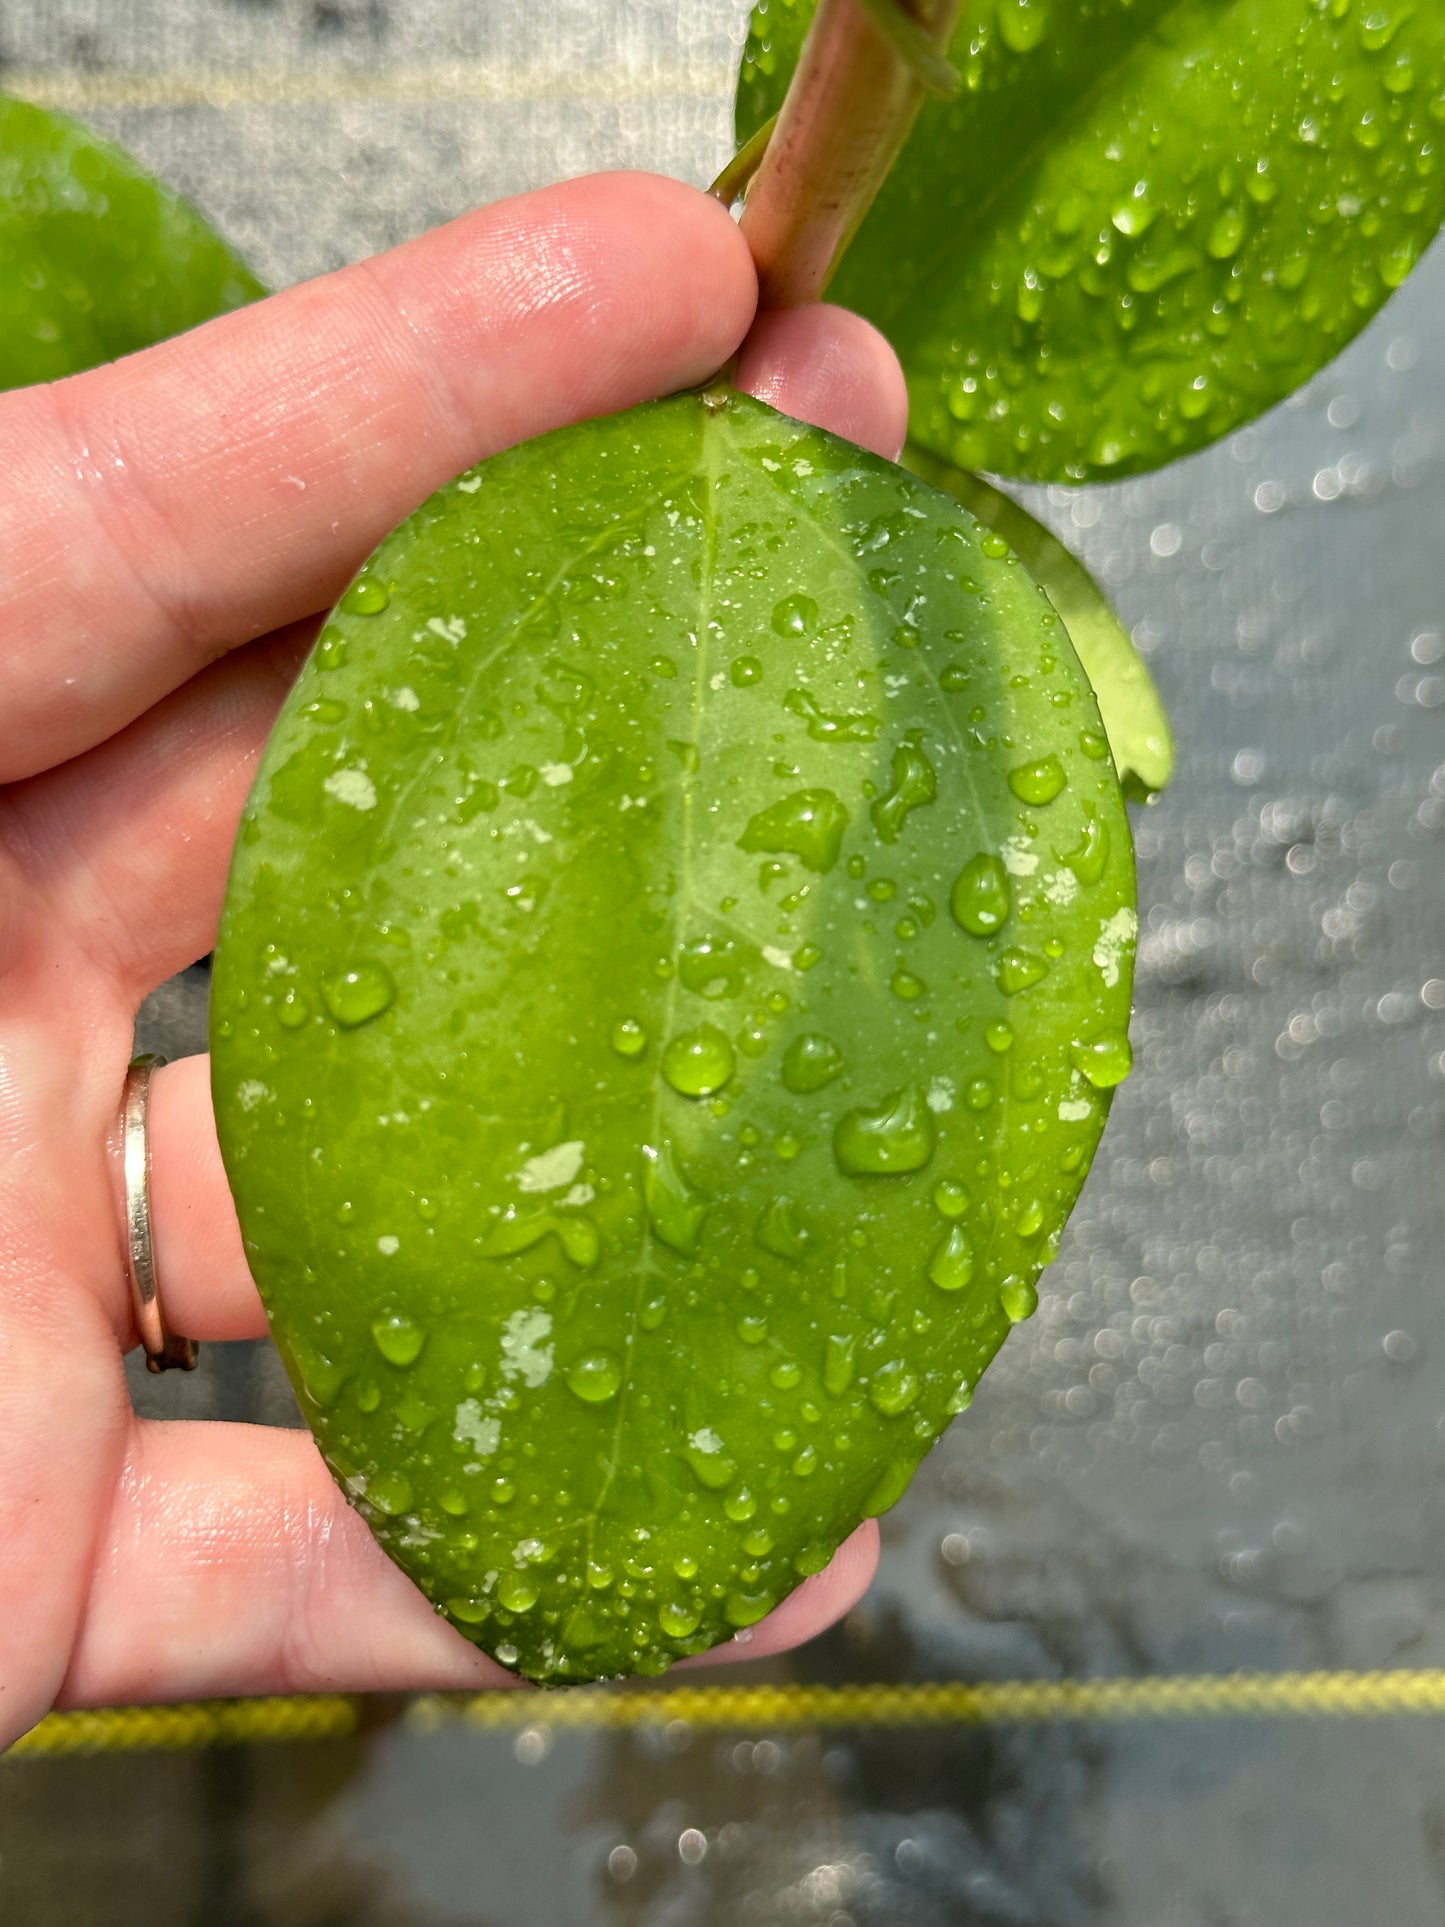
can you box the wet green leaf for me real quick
[211,390,1135,1684]
[0,95,263,389]
[739,0,1445,481]
[904,443,1174,797]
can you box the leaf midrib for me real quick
[573,399,725,1590]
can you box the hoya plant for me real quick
[5,0,1439,1686]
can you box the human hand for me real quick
[0,172,907,1746]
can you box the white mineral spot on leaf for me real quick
[1093,907,1138,988]
[453,1399,501,1456]
[390,686,420,711]
[377,1234,400,1254]
[562,1182,595,1208]
[516,1140,585,1193]
[236,1079,271,1111]
[323,767,377,810]
[456,474,483,493]
[1044,868,1079,904]
[1058,1098,1093,1121]
[1001,836,1038,876]
[926,1076,956,1113]
[539,762,574,787]
[426,615,467,643]
[761,945,793,969]
[500,1308,554,1388]
[689,1427,724,1454]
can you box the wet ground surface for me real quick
[3,3,1445,1922]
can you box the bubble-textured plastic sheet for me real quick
[3,4,1445,1923]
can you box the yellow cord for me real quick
[14,1670,1445,1759]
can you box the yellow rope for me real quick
[5,62,731,115]
[14,1669,1445,1758]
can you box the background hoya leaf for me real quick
[738,0,1445,482]
[0,94,264,390]
[211,390,1136,1685]
[904,443,1175,799]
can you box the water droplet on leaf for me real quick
[322,963,396,1028]
[834,1087,936,1175]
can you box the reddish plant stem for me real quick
[738,0,965,309]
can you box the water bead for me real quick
[340,575,390,616]
[889,963,927,1000]
[498,1572,540,1614]
[1006,756,1067,805]
[870,740,938,843]
[950,852,1011,935]
[371,1313,426,1368]
[755,1197,812,1259]
[322,963,396,1028]
[833,1086,936,1175]
[641,1141,710,1256]
[928,1224,976,1292]
[771,592,818,636]
[823,1333,856,1395]
[1071,1032,1134,1088]
[781,1031,845,1093]
[611,1016,648,1057]
[566,1351,623,1403]
[1000,1276,1039,1323]
[994,947,1051,995]
[738,788,849,874]
[661,1024,736,1097]
[868,1361,922,1416]
[933,1178,969,1217]
[1063,805,1111,884]
[659,1600,702,1638]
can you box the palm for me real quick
[0,174,901,1748]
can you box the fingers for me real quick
[147,1054,268,1344]
[58,1419,511,1708]
[0,173,756,783]
[736,304,908,461]
[11,622,315,1002]
[57,1419,876,1708]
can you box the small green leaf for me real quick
[212,391,1135,1684]
[739,0,1445,480]
[904,443,1175,797]
[0,95,264,389]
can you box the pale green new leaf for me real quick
[905,444,1175,798]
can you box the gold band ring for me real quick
[121,1055,198,1375]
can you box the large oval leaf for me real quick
[739,0,1445,481]
[0,95,263,390]
[211,391,1136,1683]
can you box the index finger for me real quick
[0,172,756,784]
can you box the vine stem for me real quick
[737,0,966,309]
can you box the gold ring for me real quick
[120,1055,199,1375]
